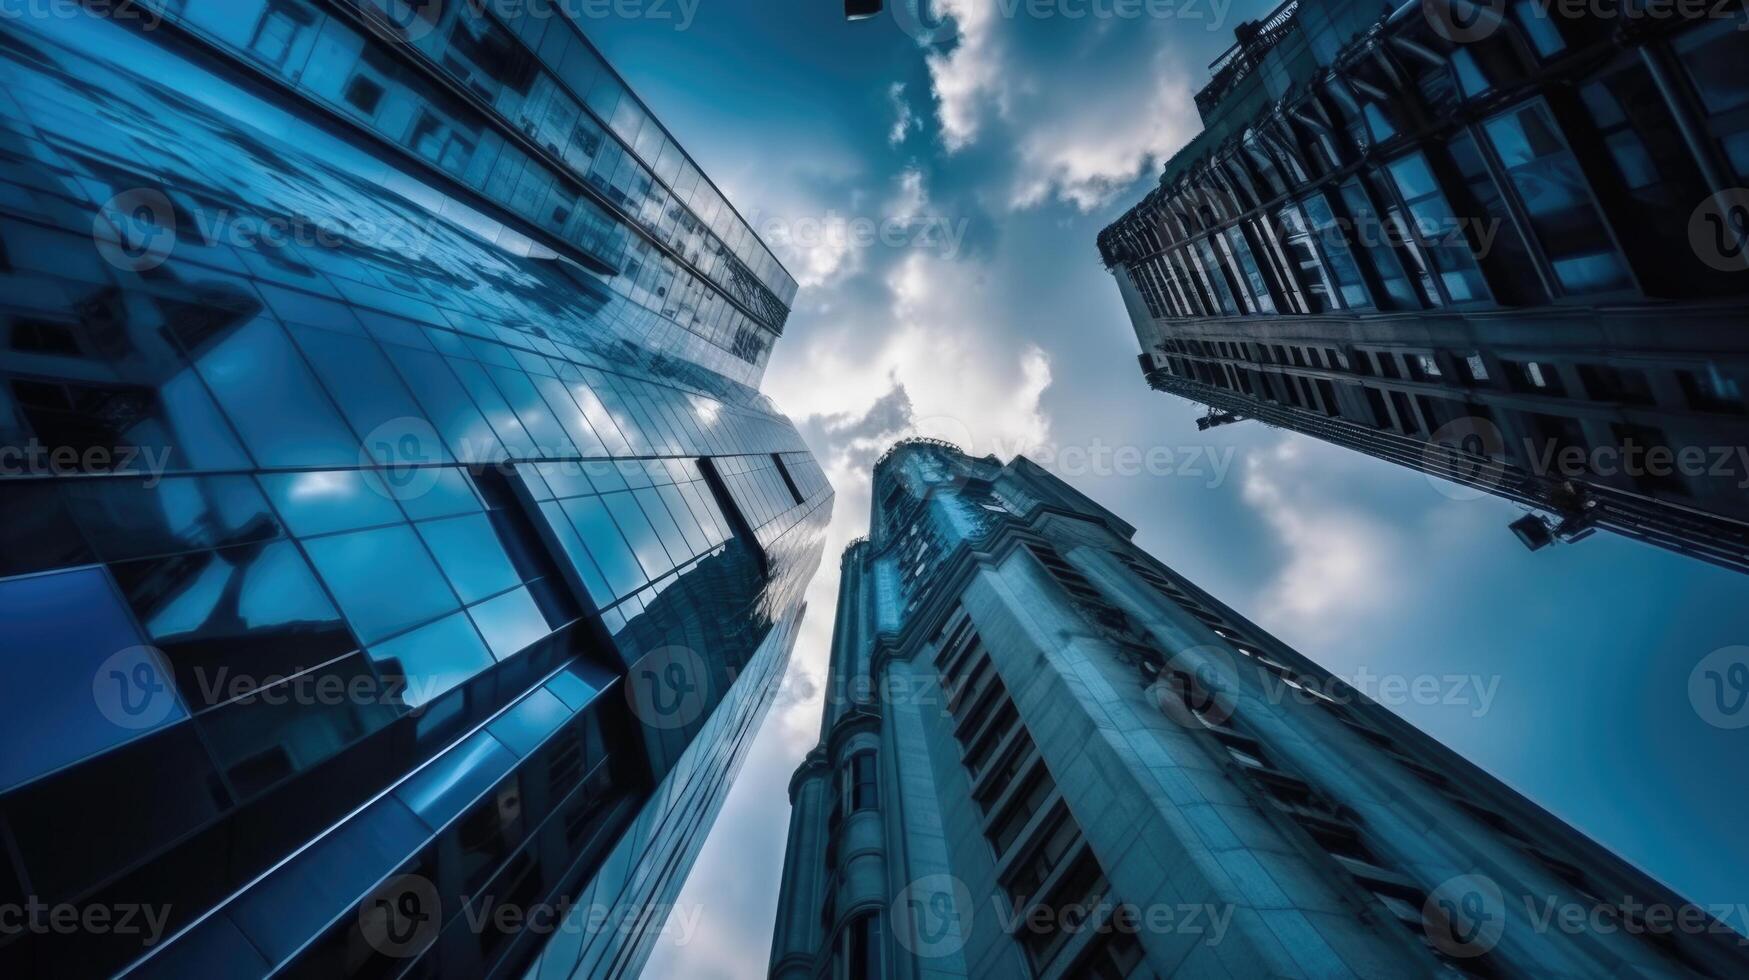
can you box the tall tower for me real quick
[1098,0,1749,572]
[0,3,829,978]
[769,439,1745,978]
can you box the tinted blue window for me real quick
[540,500,616,606]
[260,470,403,537]
[62,475,279,562]
[635,486,693,565]
[382,345,505,464]
[418,513,521,603]
[658,483,711,555]
[110,540,358,706]
[189,318,360,467]
[468,585,551,660]
[603,490,673,580]
[369,611,496,708]
[447,357,537,457]
[487,687,571,756]
[394,730,517,831]
[0,568,184,791]
[289,324,449,463]
[304,524,459,643]
[560,495,645,597]
[385,466,482,520]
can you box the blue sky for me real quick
[576,3,1749,975]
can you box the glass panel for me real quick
[369,610,496,708]
[184,318,360,468]
[559,495,645,598]
[259,470,403,537]
[417,513,521,604]
[63,475,280,562]
[110,539,358,707]
[467,585,551,660]
[1483,102,1632,295]
[1301,194,1372,310]
[0,567,184,792]
[303,524,459,644]
[1385,153,1490,303]
[602,490,673,580]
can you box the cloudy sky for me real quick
[576,2,1749,975]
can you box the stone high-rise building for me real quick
[768,439,1746,978]
[1099,0,1749,572]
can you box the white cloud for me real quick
[911,4,1200,210]
[1240,438,1402,642]
[887,81,918,146]
[1009,52,1199,211]
[923,0,1007,152]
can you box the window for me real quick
[1337,179,1420,309]
[1275,204,1342,313]
[1482,102,1632,295]
[1678,365,1745,413]
[1577,365,1654,406]
[344,75,385,116]
[1302,194,1371,309]
[1448,131,1548,305]
[1461,353,1491,384]
[1674,14,1749,179]
[989,766,1054,855]
[1384,153,1489,304]
[841,913,883,980]
[850,751,878,811]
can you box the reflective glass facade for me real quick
[1100,0,1749,572]
[0,4,829,978]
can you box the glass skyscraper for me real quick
[1099,0,1749,572]
[0,2,829,977]
[770,439,1747,978]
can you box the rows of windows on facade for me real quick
[1099,0,1749,571]
[770,443,1749,980]
[0,3,832,979]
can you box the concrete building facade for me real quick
[1099,0,1749,571]
[769,439,1747,978]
